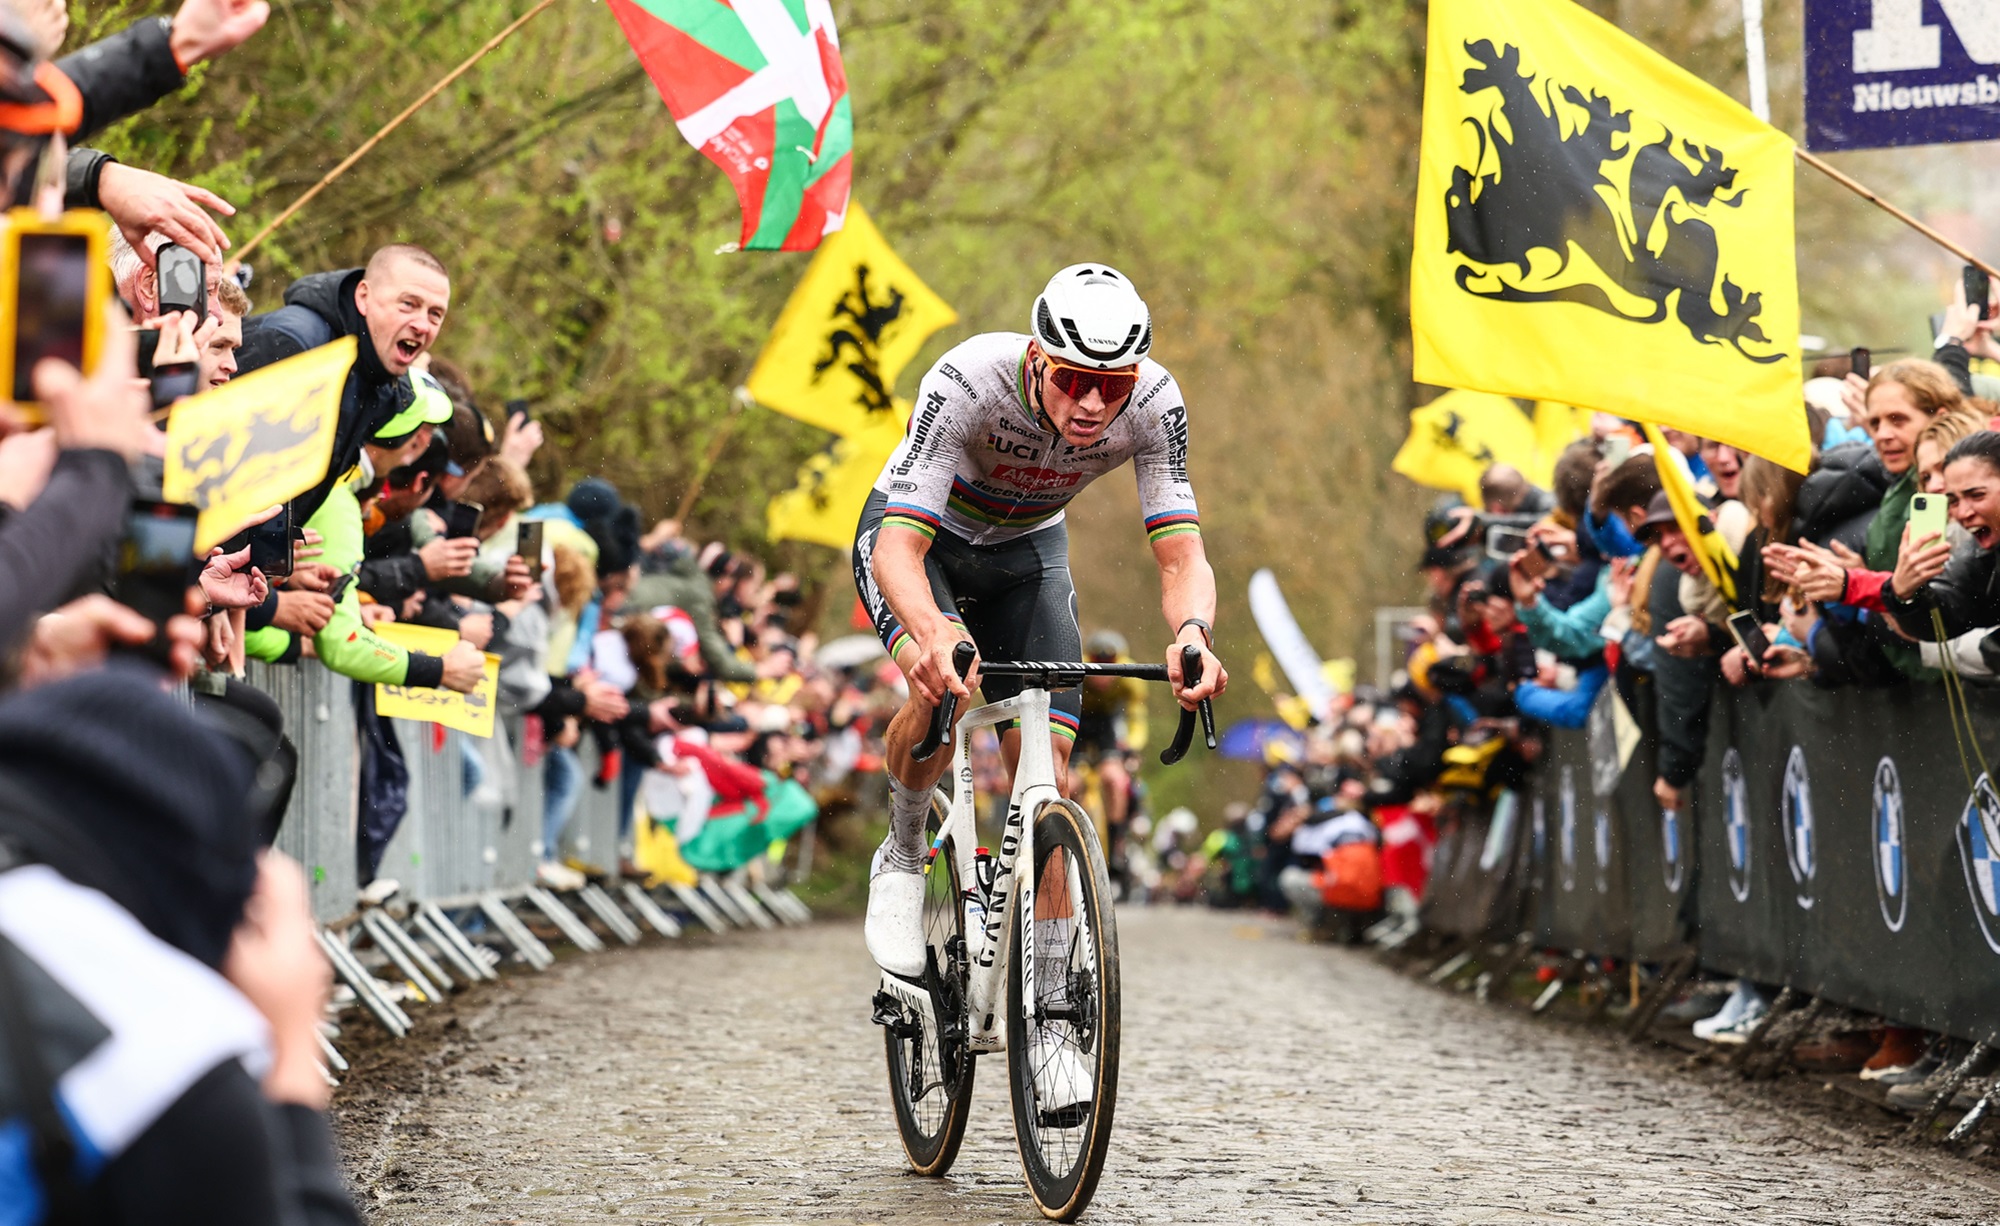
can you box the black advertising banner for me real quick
[1614,684,1695,962]
[1422,790,1533,941]
[1692,684,2000,1041]
[1532,693,1635,958]
[1804,0,2000,151]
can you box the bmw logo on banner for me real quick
[1959,773,2000,956]
[1532,793,1547,867]
[1723,748,1752,903]
[1559,765,1578,893]
[1782,746,1815,910]
[1661,807,1686,894]
[1874,757,1907,933]
[1593,808,1613,895]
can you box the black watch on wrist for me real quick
[1177,617,1213,647]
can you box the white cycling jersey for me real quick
[871,332,1201,548]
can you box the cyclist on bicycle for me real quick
[851,263,1228,996]
[1075,628,1148,856]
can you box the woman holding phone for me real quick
[1881,431,2000,642]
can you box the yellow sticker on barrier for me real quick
[161,337,354,552]
[371,621,499,738]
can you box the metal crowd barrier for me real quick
[241,660,814,1061]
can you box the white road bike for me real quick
[873,644,1215,1221]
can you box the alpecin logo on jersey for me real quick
[1873,757,1908,934]
[1161,406,1190,482]
[1782,746,1815,910]
[1957,773,2000,956]
[1661,806,1686,894]
[1722,748,1752,903]
[993,464,1081,492]
[1558,764,1578,893]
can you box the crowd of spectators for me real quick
[1214,275,2000,1112]
[0,3,906,1219]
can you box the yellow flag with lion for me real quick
[1411,0,1808,471]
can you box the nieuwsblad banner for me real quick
[1805,0,2000,151]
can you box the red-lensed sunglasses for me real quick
[1042,352,1139,404]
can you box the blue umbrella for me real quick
[1218,719,1304,762]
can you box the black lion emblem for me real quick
[1444,39,1783,365]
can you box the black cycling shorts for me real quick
[853,491,1083,739]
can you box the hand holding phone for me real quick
[248,505,294,580]
[515,519,544,582]
[107,499,202,668]
[1726,610,1773,672]
[442,500,483,540]
[1849,346,1871,381]
[1908,492,1950,546]
[1966,264,1993,323]
[3,210,113,416]
[1485,524,1530,560]
[155,243,207,324]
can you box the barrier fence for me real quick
[245,660,813,1054]
[1421,676,2000,1045]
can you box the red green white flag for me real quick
[607,0,852,252]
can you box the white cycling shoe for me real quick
[865,847,927,979]
[1028,1026,1095,1117]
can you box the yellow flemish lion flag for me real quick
[1412,0,1808,472]
[745,201,957,438]
[766,415,905,547]
[162,337,355,551]
[1392,389,1544,504]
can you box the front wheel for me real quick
[883,793,976,1175]
[1007,798,1121,1221]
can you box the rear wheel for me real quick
[883,794,977,1175]
[1007,798,1121,1221]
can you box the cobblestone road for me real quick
[336,908,2000,1224]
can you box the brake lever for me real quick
[1161,644,1211,766]
[911,640,978,762]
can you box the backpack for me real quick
[1314,841,1383,913]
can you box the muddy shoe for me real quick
[1859,1027,1930,1082]
[1793,1032,1876,1071]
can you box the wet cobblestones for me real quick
[336,908,2000,1224]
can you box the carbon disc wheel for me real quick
[883,794,977,1175]
[1006,798,1121,1221]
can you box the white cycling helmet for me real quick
[1031,264,1152,370]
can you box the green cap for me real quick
[373,370,455,441]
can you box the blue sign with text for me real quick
[1805,0,2000,150]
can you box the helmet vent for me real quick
[1035,298,1062,346]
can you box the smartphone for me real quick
[1602,434,1633,468]
[0,210,110,415]
[1485,524,1531,560]
[1516,540,1556,581]
[155,243,206,324]
[327,573,356,604]
[1966,264,1992,322]
[515,519,544,582]
[134,326,199,411]
[107,500,201,667]
[1850,346,1871,380]
[443,500,483,539]
[1726,610,1772,669]
[1909,492,1950,546]
[247,506,293,580]
[505,397,532,422]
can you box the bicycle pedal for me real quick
[871,990,921,1038]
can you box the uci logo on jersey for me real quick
[1661,806,1686,894]
[1874,757,1908,934]
[1957,773,2000,956]
[1782,746,1815,911]
[1558,765,1578,893]
[1723,748,1752,903]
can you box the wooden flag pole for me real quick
[236,0,562,261]
[675,387,754,523]
[1795,147,2000,280]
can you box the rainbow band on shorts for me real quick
[1144,509,1201,544]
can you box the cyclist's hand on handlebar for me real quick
[910,627,979,706]
[1167,638,1227,709]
